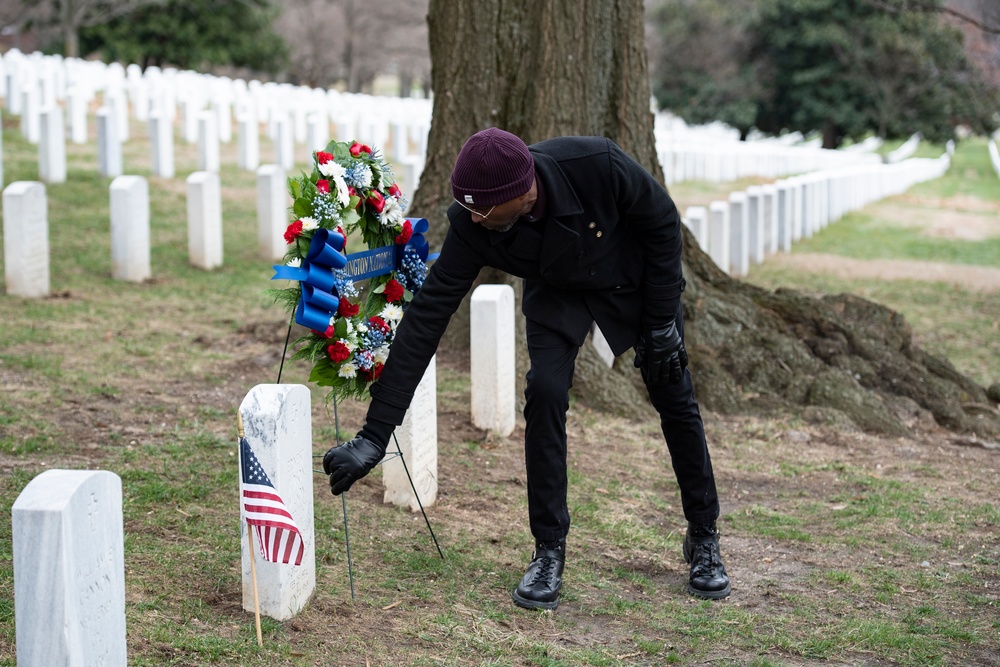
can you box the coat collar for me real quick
[488,150,583,250]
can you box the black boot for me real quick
[683,523,731,600]
[512,539,565,610]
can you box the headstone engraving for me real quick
[383,355,439,511]
[12,469,127,667]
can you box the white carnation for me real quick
[381,196,404,228]
[319,160,346,179]
[380,303,404,324]
[338,364,357,378]
[334,176,350,208]
[374,345,390,364]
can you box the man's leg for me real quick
[643,307,730,599]
[512,319,580,609]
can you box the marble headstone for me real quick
[470,284,516,436]
[383,356,439,511]
[12,469,127,667]
[2,181,49,297]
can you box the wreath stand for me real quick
[277,317,444,602]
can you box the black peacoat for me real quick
[367,136,687,426]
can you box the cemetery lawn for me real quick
[1,121,998,666]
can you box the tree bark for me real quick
[409,0,1000,436]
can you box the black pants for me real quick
[523,309,720,543]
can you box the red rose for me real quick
[327,341,351,363]
[395,220,413,245]
[388,182,402,198]
[284,220,304,244]
[312,325,335,339]
[337,299,359,317]
[360,363,384,382]
[315,151,334,165]
[382,278,404,303]
[368,315,391,332]
[316,179,330,194]
[349,142,371,157]
[366,191,385,213]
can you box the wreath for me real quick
[268,140,430,402]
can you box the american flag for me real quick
[240,436,305,566]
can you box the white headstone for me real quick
[276,114,294,171]
[3,181,49,298]
[182,98,199,143]
[746,185,765,265]
[21,84,40,144]
[197,110,220,172]
[97,107,123,178]
[590,323,615,369]
[238,111,260,171]
[0,110,4,188]
[238,384,316,621]
[728,192,749,277]
[68,86,87,144]
[149,112,175,178]
[761,184,778,255]
[306,112,329,154]
[776,182,793,252]
[186,171,223,270]
[110,176,151,282]
[683,205,708,250]
[38,106,66,184]
[257,164,288,261]
[214,97,232,143]
[12,469,127,667]
[470,284,516,436]
[708,200,730,274]
[383,355,439,511]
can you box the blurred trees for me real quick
[79,0,288,73]
[648,0,999,147]
[275,0,430,93]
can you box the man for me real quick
[323,128,730,609]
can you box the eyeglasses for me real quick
[454,199,496,219]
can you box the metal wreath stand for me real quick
[276,313,444,602]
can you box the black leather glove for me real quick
[322,435,386,495]
[634,320,689,386]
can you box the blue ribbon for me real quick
[271,219,438,330]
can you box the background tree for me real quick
[647,0,999,147]
[411,0,1000,436]
[276,0,430,93]
[79,0,287,73]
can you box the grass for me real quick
[1,119,999,665]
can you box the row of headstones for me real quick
[1,164,293,295]
[1,49,431,173]
[10,283,519,663]
[684,152,953,278]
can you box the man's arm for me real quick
[322,223,485,494]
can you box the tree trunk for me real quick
[63,0,80,58]
[409,0,1000,436]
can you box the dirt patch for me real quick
[875,196,1000,241]
[767,252,1000,292]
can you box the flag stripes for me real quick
[240,436,305,566]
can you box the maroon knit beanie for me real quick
[450,128,535,207]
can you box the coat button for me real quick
[596,231,603,238]
[576,251,584,258]
[588,222,596,229]
[588,267,597,276]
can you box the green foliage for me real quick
[79,0,288,73]
[649,0,1000,145]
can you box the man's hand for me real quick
[322,435,386,495]
[634,320,689,385]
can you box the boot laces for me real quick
[690,540,722,577]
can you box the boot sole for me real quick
[687,582,731,600]
[512,590,559,610]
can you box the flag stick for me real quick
[238,411,264,647]
[246,525,264,647]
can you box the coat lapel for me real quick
[531,151,585,275]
